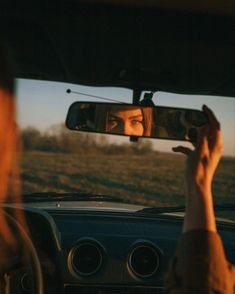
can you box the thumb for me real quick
[172,146,192,155]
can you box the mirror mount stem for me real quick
[140,92,155,106]
[132,89,155,107]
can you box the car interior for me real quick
[0,1,235,294]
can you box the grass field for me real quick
[21,151,235,207]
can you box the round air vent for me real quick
[128,243,160,278]
[68,239,104,276]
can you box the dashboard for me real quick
[5,203,235,294]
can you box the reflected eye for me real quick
[131,119,143,126]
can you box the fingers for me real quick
[210,127,223,155]
[196,124,209,155]
[202,105,223,155]
[172,146,192,155]
[172,105,223,160]
[202,105,220,130]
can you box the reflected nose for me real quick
[115,121,124,134]
[115,122,130,135]
[123,122,132,135]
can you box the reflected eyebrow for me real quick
[129,115,143,120]
[108,114,143,120]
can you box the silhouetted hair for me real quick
[0,42,28,266]
[0,44,15,94]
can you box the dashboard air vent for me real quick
[69,239,104,276]
[128,243,160,278]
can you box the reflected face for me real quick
[107,107,144,136]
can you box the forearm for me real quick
[164,230,235,294]
[165,106,235,293]
[183,184,217,233]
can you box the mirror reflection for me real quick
[66,103,207,142]
[97,105,152,137]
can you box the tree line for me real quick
[20,125,155,155]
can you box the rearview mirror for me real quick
[66,102,207,142]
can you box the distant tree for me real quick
[20,124,155,155]
[21,127,41,150]
[138,139,154,153]
[130,139,154,155]
[37,134,59,152]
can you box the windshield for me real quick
[16,79,235,218]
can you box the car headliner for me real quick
[1,0,235,97]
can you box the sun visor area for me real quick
[0,20,68,82]
[0,2,235,97]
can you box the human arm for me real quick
[173,104,222,233]
[164,105,235,293]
